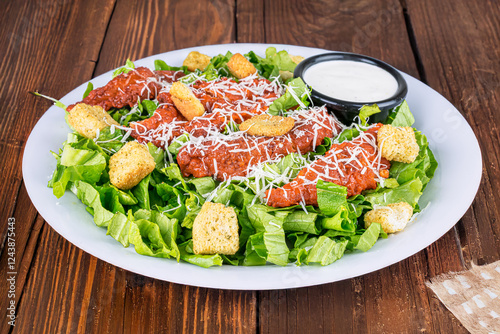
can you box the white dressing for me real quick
[303,60,399,102]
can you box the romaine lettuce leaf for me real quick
[268,78,310,115]
[245,47,297,80]
[83,82,93,99]
[178,240,223,268]
[71,181,114,227]
[154,59,189,73]
[316,180,348,216]
[389,131,437,190]
[155,182,187,222]
[306,236,348,266]
[354,223,382,252]
[320,207,356,233]
[364,178,423,208]
[94,127,125,155]
[106,212,132,247]
[283,211,320,234]
[112,59,135,78]
[131,174,151,210]
[245,205,290,266]
[129,216,178,258]
[359,104,381,125]
[147,143,166,170]
[189,177,216,197]
[385,101,414,127]
[49,143,107,198]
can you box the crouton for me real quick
[364,202,414,234]
[109,141,155,190]
[183,51,212,72]
[169,81,205,121]
[192,202,239,255]
[67,103,119,139]
[227,53,257,79]
[239,114,295,137]
[289,55,305,64]
[377,124,419,163]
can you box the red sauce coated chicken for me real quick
[265,124,391,207]
[176,107,341,181]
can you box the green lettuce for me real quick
[71,181,114,227]
[49,139,107,198]
[283,211,320,234]
[386,101,414,127]
[359,104,381,125]
[245,47,298,80]
[316,180,348,216]
[154,59,189,73]
[178,240,223,268]
[244,205,290,266]
[268,78,310,115]
[112,59,135,78]
[83,82,93,99]
[306,236,348,266]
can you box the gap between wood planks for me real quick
[91,0,118,79]
[399,0,468,274]
[9,1,470,332]
[6,2,118,332]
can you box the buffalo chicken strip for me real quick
[265,124,391,207]
[67,67,185,111]
[176,107,342,181]
[130,74,284,147]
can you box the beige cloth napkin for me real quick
[427,260,500,333]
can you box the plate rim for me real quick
[22,43,482,290]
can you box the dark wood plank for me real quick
[0,0,116,248]
[236,0,469,332]
[405,1,500,330]
[13,1,257,333]
[405,0,500,267]
[0,185,44,334]
[0,0,116,332]
[94,0,236,76]
[14,224,257,333]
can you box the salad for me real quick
[43,47,437,268]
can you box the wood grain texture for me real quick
[236,0,468,333]
[404,1,500,329]
[0,0,115,332]
[12,1,257,333]
[0,0,114,255]
[3,0,498,333]
[14,225,257,333]
[406,0,500,266]
[0,186,43,334]
[94,0,236,76]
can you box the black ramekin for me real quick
[293,52,408,125]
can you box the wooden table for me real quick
[1,0,498,332]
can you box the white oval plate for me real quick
[23,44,482,290]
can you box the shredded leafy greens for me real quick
[46,48,437,268]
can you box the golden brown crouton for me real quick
[169,81,205,121]
[377,124,419,163]
[364,202,414,233]
[192,202,239,255]
[183,51,212,72]
[227,53,257,79]
[67,103,119,139]
[239,114,295,137]
[109,141,155,190]
[289,55,305,64]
